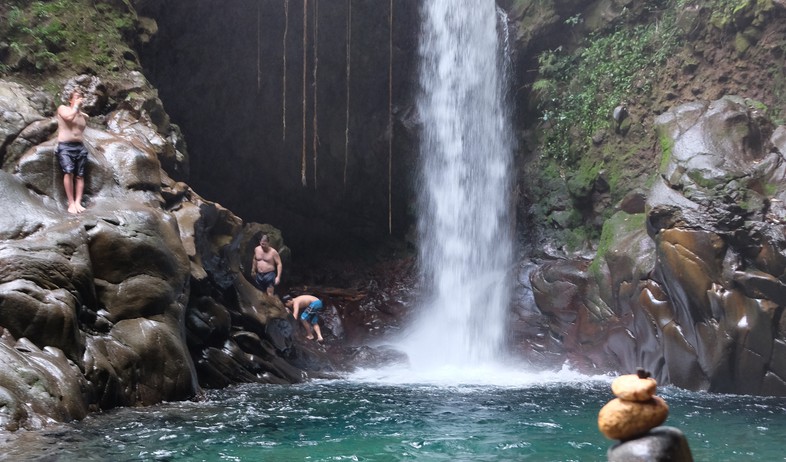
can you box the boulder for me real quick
[531,96,786,395]
[608,426,694,462]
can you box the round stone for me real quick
[598,396,670,440]
[611,373,657,401]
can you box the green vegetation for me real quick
[0,0,138,76]
[534,5,684,163]
[658,129,674,174]
[708,0,775,31]
[525,0,698,252]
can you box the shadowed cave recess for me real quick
[137,0,424,259]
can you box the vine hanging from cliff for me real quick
[312,0,320,190]
[282,0,289,141]
[388,0,393,234]
[301,0,308,187]
[344,0,352,189]
[257,3,261,92]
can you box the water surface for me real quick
[4,377,784,461]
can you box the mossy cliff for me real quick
[509,0,786,256]
[509,0,786,395]
[0,0,141,89]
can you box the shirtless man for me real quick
[251,234,282,296]
[55,89,89,214]
[282,294,324,342]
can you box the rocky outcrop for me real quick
[528,96,786,395]
[0,77,340,430]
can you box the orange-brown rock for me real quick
[611,373,658,402]
[598,396,669,440]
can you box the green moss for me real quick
[687,169,729,190]
[709,0,777,32]
[603,139,650,202]
[658,129,674,174]
[745,98,768,111]
[734,32,752,54]
[567,158,602,197]
[564,227,590,252]
[0,0,138,77]
[588,212,646,276]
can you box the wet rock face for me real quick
[0,121,201,427]
[529,97,786,396]
[644,97,786,394]
[0,81,55,170]
[0,78,324,430]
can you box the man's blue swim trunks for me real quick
[300,299,323,325]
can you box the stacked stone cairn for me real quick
[599,369,694,462]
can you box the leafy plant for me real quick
[0,0,139,76]
[565,14,583,27]
[533,2,685,163]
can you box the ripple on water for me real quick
[0,380,785,461]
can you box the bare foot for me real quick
[75,203,86,213]
[67,203,78,214]
[306,335,314,340]
[317,338,324,343]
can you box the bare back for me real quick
[293,294,318,309]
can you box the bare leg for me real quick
[267,286,274,296]
[313,323,324,342]
[74,176,86,213]
[301,320,314,339]
[63,173,77,214]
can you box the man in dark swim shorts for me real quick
[56,142,88,177]
[254,271,277,293]
[56,89,89,214]
[250,234,283,296]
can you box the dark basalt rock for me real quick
[528,96,786,396]
[0,77,353,430]
[608,426,694,462]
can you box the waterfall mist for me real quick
[397,0,514,372]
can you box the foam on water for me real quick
[347,362,611,388]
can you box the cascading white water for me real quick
[400,0,514,372]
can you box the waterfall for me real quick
[401,0,514,371]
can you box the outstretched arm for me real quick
[292,299,303,318]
